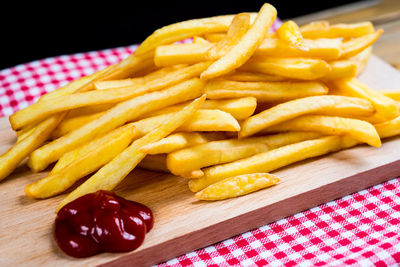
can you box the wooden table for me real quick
[293,0,400,69]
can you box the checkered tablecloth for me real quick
[1,25,400,266]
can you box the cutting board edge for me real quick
[98,158,400,267]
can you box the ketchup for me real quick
[54,190,153,258]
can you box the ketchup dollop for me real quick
[54,190,153,258]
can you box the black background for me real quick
[1,0,363,70]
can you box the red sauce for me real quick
[54,190,153,258]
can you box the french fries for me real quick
[241,57,331,80]
[141,132,225,155]
[262,115,381,147]
[25,125,135,198]
[0,3,391,206]
[240,95,375,138]
[188,136,358,192]
[205,80,329,102]
[57,95,206,210]
[28,78,204,172]
[276,20,307,51]
[300,21,375,39]
[200,4,277,80]
[167,132,322,176]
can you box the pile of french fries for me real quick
[1,3,400,209]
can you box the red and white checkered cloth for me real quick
[1,22,400,266]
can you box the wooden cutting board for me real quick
[1,56,400,267]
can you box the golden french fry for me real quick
[205,80,328,102]
[2,54,151,179]
[94,65,186,90]
[25,126,135,198]
[331,78,399,120]
[180,170,205,178]
[223,71,284,82]
[51,104,115,138]
[167,131,322,176]
[155,43,213,66]
[193,36,210,44]
[263,115,381,147]
[240,95,374,138]
[147,97,257,120]
[141,132,225,155]
[206,13,250,60]
[58,95,206,210]
[350,47,372,76]
[241,57,331,80]
[0,114,65,181]
[340,30,383,59]
[300,21,375,39]
[135,14,257,55]
[276,20,307,51]
[200,4,277,80]
[10,63,208,130]
[204,33,226,42]
[52,111,106,139]
[323,60,358,80]
[188,135,357,192]
[382,90,400,101]
[255,37,342,61]
[138,154,169,173]
[28,78,204,172]
[50,124,135,174]
[195,173,280,200]
[177,109,241,132]
[374,116,400,139]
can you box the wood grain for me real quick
[1,56,400,267]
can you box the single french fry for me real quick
[147,97,257,120]
[382,90,400,101]
[240,95,374,138]
[241,57,331,80]
[206,13,250,60]
[52,111,106,139]
[205,80,328,102]
[50,124,135,174]
[135,14,257,55]
[340,30,383,59]
[51,104,115,138]
[331,78,399,120]
[200,4,277,80]
[223,71,285,82]
[0,114,65,181]
[28,78,204,172]
[155,43,213,66]
[350,46,372,76]
[138,154,169,173]
[10,63,208,129]
[323,60,358,80]
[180,170,205,178]
[94,65,185,90]
[255,37,342,60]
[58,95,206,210]
[374,116,400,139]
[276,20,307,51]
[263,115,381,147]
[141,132,225,155]
[300,21,375,39]
[188,135,357,192]
[25,126,135,198]
[204,33,226,42]
[195,173,280,200]
[193,36,209,44]
[167,131,322,175]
